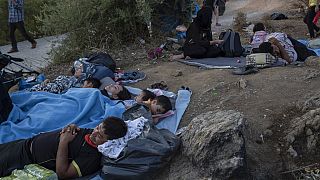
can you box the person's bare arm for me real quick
[269,37,291,63]
[56,126,79,179]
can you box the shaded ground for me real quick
[3,0,320,178]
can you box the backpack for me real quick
[219,30,244,57]
[100,122,181,179]
[86,52,117,72]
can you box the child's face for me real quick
[135,92,146,103]
[150,100,165,115]
[82,80,93,88]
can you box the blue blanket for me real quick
[1,88,125,144]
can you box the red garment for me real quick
[313,11,320,24]
[85,134,97,148]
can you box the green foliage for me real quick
[0,0,49,45]
[38,0,153,63]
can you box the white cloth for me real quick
[266,32,298,62]
[97,117,148,159]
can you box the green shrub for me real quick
[38,0,154,63]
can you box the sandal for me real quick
[150,81,168,91]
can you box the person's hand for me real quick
[60,124,80,135]
[60,130,77,144]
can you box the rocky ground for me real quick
[3,0,320,179]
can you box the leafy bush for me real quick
[38,0,154,63]
[0,0,48,45]
[233,12,247,32]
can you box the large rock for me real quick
[181,110,247,179]
[285,108,320,154]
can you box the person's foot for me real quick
[31,41,37,49]
[216,23,222,26]
[7,48,18,53]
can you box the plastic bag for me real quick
[100,122,181,180]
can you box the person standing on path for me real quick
[304,0,320,39]
[203,0,227,27]
[7,0,37,53]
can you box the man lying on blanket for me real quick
[0,116,127,179]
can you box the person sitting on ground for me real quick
[171,6,223,60]
[82,77,101,88]
[100,84,131,100]
[0,116,127,179]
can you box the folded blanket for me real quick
[97,117,148,158]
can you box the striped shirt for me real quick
[8,0,24,23]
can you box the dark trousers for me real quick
[288,36,316,61]
[183,43,222,59]
[0,139,33,177]
[9,21,35,49]
[0,77,13,124]
[304,6,320,38]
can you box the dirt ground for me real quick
[43,0,320,178]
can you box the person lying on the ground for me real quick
[0,116,127,179]
[82,77,101,88]
[0,88,127,144]
[100,84,131,100]
[123,94,173,124]
[29,59,113,94]
[171,6,224,61]
[252,22,316,63]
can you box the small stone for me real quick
[239,78,247,89]
[263,129,273,137]
[287,146,298,158]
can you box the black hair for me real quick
[258,42,274,54]
[85,77,101,88]
[253,23,265,33]
[155,95,172,114]
[117,86,132,100]
[102,116,127,140]
[141,89,156,101]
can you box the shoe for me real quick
[7,48,18,53]
[31,41,37,49]
[232,65,259,75]
[216,23,222,26]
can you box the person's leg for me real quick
[0,139,32,177]
[288,36,316,61]
[16,21,37,48]
[205,45,222,58]
[305,6,319,38]
[0,77,13,123]
[183,43,207,58]
[9,22,18,51]
[214,5,220,26]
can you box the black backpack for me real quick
[86,52,117,72]
[219,30,244,57]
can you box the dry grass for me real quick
[233,11,247,32]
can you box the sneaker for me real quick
[216,23,222,26]
[31,41,37,49]
[7,48,18,53]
